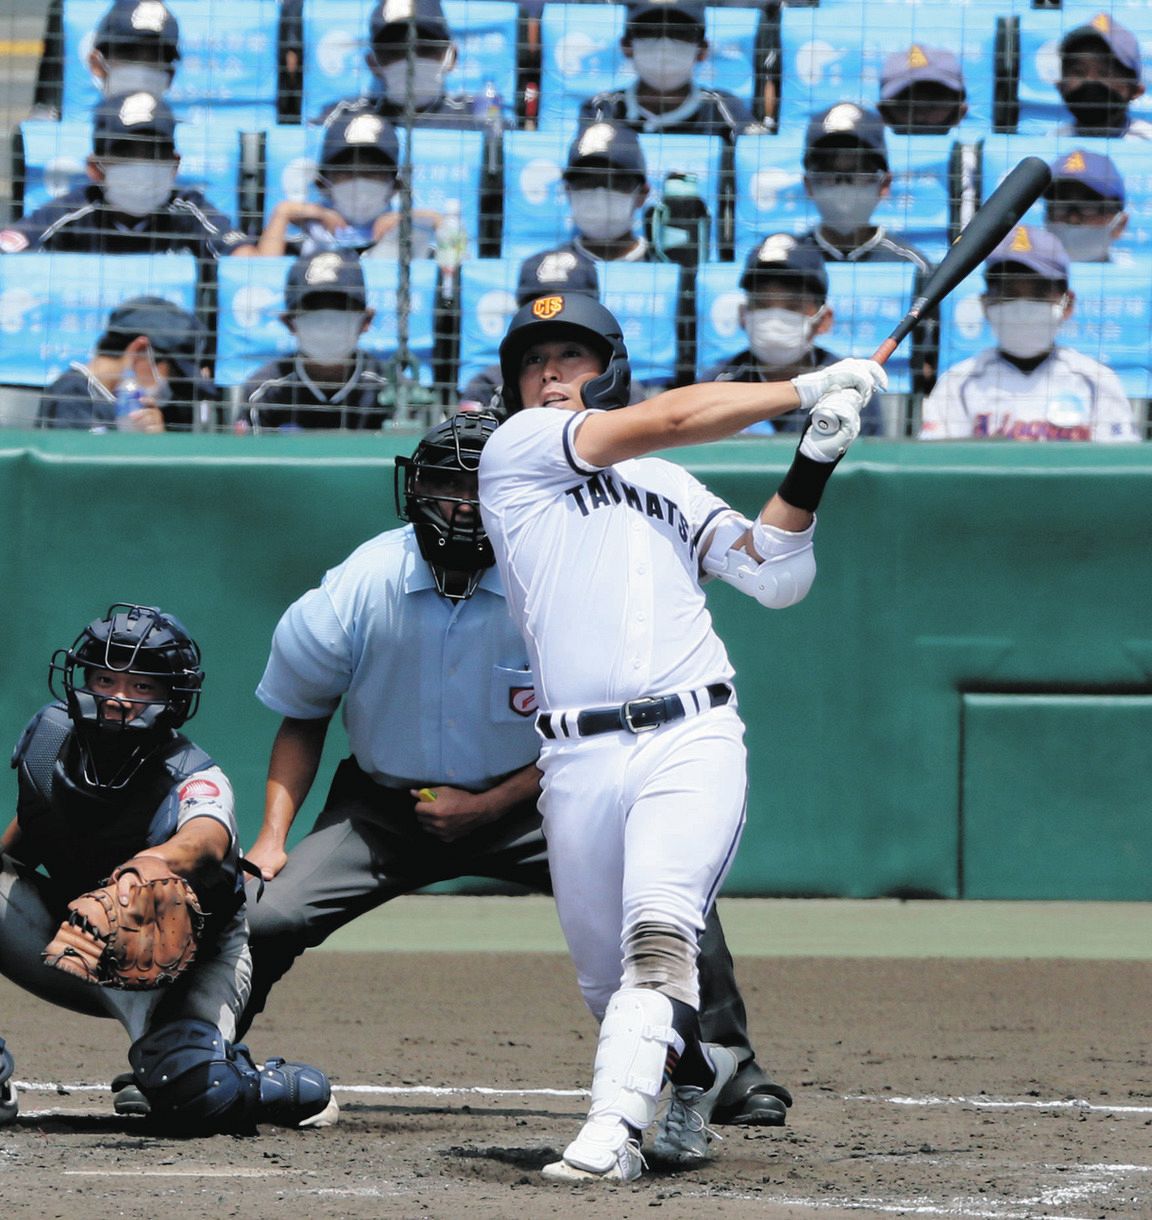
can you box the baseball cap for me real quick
[370,0,452,45]
[92,90,177,158]
[880,45,965,100]
[94,0,180,64]
[1046,148,1125,204]
[104,296,203,379]
[626,1,707,35]
[985,224,1070,282]
[516,251,600,307]
[565,121,647,181]
[285,250,369,312]
[320,112,400,174]
[1060,13,1141,76]
[740,233,828,296]
[804,103,888,170]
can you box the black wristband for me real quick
[776,446,842,513]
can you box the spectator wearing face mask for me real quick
[258,113,442,259]
[0,92,255,257]
[1044,149,1129,264]
[89,0,181,101]
[800,103,932,273]
[242,251,398,432]
[38,295,215,432]
[877,45,969,135]
[578,0,764,144]
[920,225,1139,442]
[316,0,495,136]
[1057,14,1152,141]
[703,233,883,436]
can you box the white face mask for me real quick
[294,311,365,362]
[1045,219,1118,263]
[379,55,448,108]
[630,37,699,93]
[101,161,178,216]
[327,178,395,227]
[569,188,639,241]
[984,298,1067,359]
[809,183,882,234]
[101,62,172,98]
[745,306,824,367]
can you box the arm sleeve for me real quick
[174,766,238,852]
[255,585,355,718]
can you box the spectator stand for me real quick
[1008,3,1152,136]
[58,0,280,126]
[0,251,199,426]
[500,129,725,261]
[298,0,519,126]
[456,257,680,395]
[214,254,438,413]
[732,129,956,262]
[695,258,919,434]
[535,3,760,133]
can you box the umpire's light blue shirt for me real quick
[256,526,539,790]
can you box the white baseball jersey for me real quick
[920,347,1140,442]
[478,407,740,712]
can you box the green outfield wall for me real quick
[2,432,1149,901]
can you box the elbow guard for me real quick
[702,516,816,609]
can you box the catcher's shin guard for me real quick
[0,1037,17,1126]
[247,1053,339,1128]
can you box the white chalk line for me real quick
[848,1093,1152,1116]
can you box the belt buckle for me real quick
[621,696,664,734]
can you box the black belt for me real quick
[536,683,732,740]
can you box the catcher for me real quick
[0,603,338,1133]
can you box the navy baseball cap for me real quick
[286,251,368,312]
[371,0,452,45]
[626,1,707,34]
[92,90,177,157]
[565,121,647,180]
[516,251,600,307]
[1047,148,1125,204]
[740,233,828,296]
[320,112,400,173]
[881,45,965,100]
[104,296,202,379]
[1061,13,1141,77]
[805,103,888,169]
[94,0,180,63]
[985,224,1070,282]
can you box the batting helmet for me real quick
[49,604,204,791]
[496,294,631,415]
[394,413,499,601]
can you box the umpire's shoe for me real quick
[652,1044,739,1165]
[542,1115,645,1183]
[254,1057,340,1128]
[0,1038,18,1126]
[712,1059,794,1127]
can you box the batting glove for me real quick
[799,388,863,462]
[791,358,887,412]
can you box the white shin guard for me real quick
[586,987,677,1131]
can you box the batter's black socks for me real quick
[667,998,715,1089]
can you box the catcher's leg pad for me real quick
[250,1053,339,1128]
[586,987,677,1131]
[0,1037,17,1126]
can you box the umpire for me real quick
[238,413,792,1128]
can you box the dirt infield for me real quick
[2,952,1150,1218]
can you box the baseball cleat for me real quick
[111,1071,151,1118]
[542,1116,645,1183]
[652,1044,739,1165]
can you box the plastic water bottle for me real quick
[435,199,468,301]
[473,80,503,134]
[114,368,145,430]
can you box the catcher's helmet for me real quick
[394,413,499,601]
[49,604,204,791]
[496,293,631,415]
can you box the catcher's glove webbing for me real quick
[42,855,205,990]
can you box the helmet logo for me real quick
[532,295,564,320]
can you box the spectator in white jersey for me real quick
[1056,14,1152,141]
[920,225,1139,443]
[877,45,969,135]
[1043,149,1129,263]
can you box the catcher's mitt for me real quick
[42,855,205,989]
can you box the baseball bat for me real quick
[811,155,1054,434]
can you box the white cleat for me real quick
[542,1115,645,1183]
[653,1044,739,1165]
